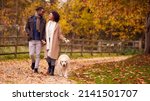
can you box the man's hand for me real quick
[41,40,46,45]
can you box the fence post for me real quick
[14,0,19,58]
[90,39,93,56]
[139,39,142,51]
[108,41,111,56]
[100,40,103,56]
[70,39,73,56]
[80,39,84,57]
[14,37,17,58]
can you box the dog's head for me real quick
[59,54,70,68]
[60,60,68,67]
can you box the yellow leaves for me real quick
[70,55,150,84]
[60,19,72,34]
[112,32,117,36]
[0,0,148,39]
[23,1,45,19]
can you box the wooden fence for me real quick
[0,36,143,58]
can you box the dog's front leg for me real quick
[59,68,63,77]
[58,63,63,77]
[64,69,68,78]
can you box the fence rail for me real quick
[0,37,143,58]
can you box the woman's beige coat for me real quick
[45,23,66,59]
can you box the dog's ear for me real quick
[60,61,62,66]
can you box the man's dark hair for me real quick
[51,11,60,22]
[36,6,44,11]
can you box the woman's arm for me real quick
[57,24,69,43]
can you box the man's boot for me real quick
[34,68,38,73]
[31,62,35,70]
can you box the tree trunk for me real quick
[144,12,150,54]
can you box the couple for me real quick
[25,7,69,76]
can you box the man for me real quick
[25,7,46,73]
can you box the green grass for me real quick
[60,53,121,59]
[69,55,150,84]
[0,53,47,61]
[0,52,121,61]
[0,54,30,61]
[0,45,141,60]
[120,48,143,55]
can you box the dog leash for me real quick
[64,42,70,54]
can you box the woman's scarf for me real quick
[46,20,57,55]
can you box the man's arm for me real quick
[25,18,30,36]
[42,20,46,41]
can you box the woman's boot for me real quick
[48,62,52,74]
[50,66,55,76]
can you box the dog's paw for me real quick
[64,74,68,78]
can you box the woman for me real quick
[45,11,69,76]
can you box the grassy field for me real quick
[70,55,150,84]
[0,52,121,61]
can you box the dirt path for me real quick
[0,56,130,84]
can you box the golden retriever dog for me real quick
[57,54,70,78]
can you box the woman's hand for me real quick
[65,39,70,43]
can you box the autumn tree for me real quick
[1,0,149,40]
[57,0,148,40]
[86,0,148,40]
[145,1,150,54]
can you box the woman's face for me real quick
[49,13,54,21]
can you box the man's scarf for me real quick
[35,13,41,32]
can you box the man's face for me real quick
[38,9,45,16]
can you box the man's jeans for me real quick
[29,40,41,69]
